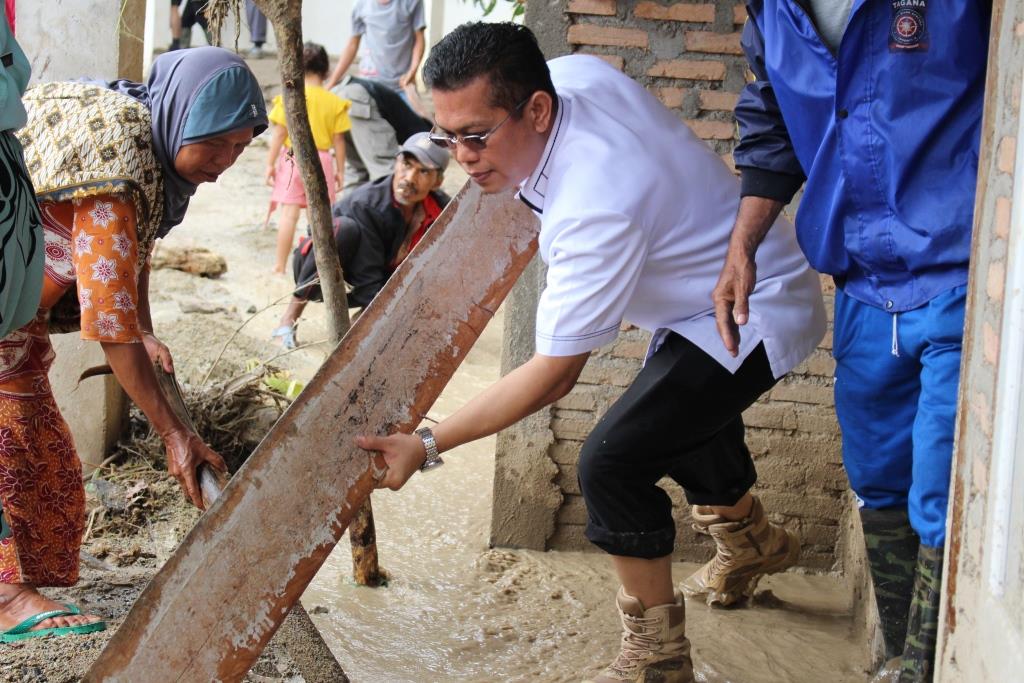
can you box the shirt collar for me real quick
[517,95,569,215]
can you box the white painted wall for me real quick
[144,0,518,70]
[19,0,127,82]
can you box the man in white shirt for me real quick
[356,23,825,683]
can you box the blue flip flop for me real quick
[271,324,297,350]
[1,603,106,643]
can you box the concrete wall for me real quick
[142,0,519,64]
[48,335,129,472]
[14,0,139,471]
[493,0,852,572]
[19,0,145,82]
[937,0,1024,678]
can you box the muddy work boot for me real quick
[584,588,694,683]
[899,545,943,683]
[860,507,919,661]
[680,496,799,607]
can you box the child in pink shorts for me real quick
[265,42,351,274]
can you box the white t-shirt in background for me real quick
[351,0,426,90]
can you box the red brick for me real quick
[743,403,797,430]
[550,441,581,465]
[734,5,747,24]
[658,87,686,108]
[792,349,835,377]
[720,152,737,174]
[987,259,1005,302]
[567,0,616,15]
[767,434,842,462]
[969,390,992,438]
[648,59,726,80]
[998,136,1017,174]
[610,339,649,359]
[568,24,648,48]
[685,119,735,140]
[699,89,738,111]
[983,320,1000,366]
[819,329,833,351]
[555,385,602,412]
[770,380,834,406]
[685,31,744,55]
[551,416,595,441]
[547,524,592,552]
[996,196,1012,239]
[634,2,714,22]
[795,408,839,436]
[556,495,589,524]
[577,361,636,387]
[584,53,625,70]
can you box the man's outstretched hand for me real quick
[356,432,426,491]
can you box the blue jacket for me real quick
[734,0,990,312]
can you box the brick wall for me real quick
[495,0,851,572]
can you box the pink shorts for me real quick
[270,148,337,207]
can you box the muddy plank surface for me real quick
[84,184,538,682]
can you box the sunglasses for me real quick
[429,97,531,151]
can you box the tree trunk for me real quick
[254,0,350,342]
[251,0,382,587]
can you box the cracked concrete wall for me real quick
[14,1,141,470]
[493,0,850,572]
[18,0,145,82]
[937,0,1024,678]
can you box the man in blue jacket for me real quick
[709,2,990,680]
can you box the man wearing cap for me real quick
[271,132,449,348]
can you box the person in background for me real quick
[324,0,426,96]
[335,74,431,191]
[0,47,266,643]
[168,0,212,51]
[272,132,448,349]
[713,3,990,680]
[245,0,268,59]
[265,42,351,274]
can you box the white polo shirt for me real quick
[520,55,825,378]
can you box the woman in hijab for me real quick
[0,47,267,642]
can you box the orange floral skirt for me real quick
[0,194,142,586]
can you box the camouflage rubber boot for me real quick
[679,496,800,607]
[584,588,695,683]
[860,507,920,660]
[899,545,943,683]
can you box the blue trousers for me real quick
[832,285,966,547]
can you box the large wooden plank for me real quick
[84,184,539,681]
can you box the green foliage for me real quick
[245,359,305,400]
[468,0,525,18]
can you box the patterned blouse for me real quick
[42,194,142,343]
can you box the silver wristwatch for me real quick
[415,427,444,472]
